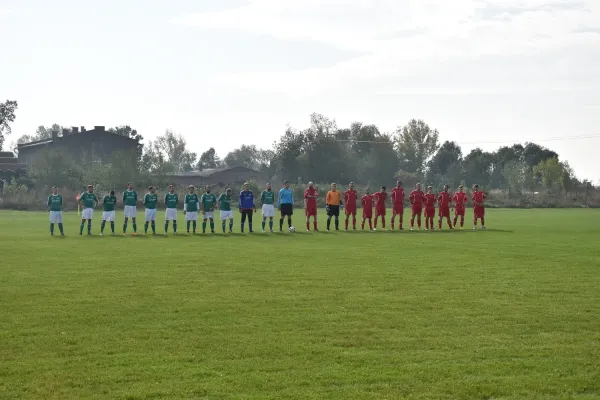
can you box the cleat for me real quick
[473,226,477,230]
[100,233,103,236]
[482,226,486,230]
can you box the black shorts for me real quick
[280,203,293,216]
[327,205,340,217]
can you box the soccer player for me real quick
[164,184,179,234]
[278,180,294,232]
[409,183,425,230]
[325,183,342,231]
[239,182,256,233]
[101,190,117,236]
[373,186,388,230]
[78,185,98,235]
[391,180,405,230]
[344,182,358,230]
[452,184,468,229]
[218,188,234,233]
[361,189,374,231]
[304,182,318,231]
[184,185,199,233]
[144,186,158,235]
[47,186,64,236]
[472,184,487,229]
[201,185,218,233]
[260,183,276,232]
[122,182,138,235]
[423,186,436,231]
[437,185,453,230]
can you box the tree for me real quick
[272,127,306,181]
[108,125,144,155]
[426,141,463,187]
[395,119,440,176]
[155,130,197,172]
[358,135,398,185]
[502,160,531,197]
[523,142,558,168]
[17,124,66,145]
[463,148,494,187]
[533,157,565,193]
[0,100,18,150]
[224,145,260,169]
[197,147,222,170]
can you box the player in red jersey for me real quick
[344,182,359,230]
[391,180,405,230]
[452,184,468,228]
[373,186,388,230]
[409,183,425,230]
[471,184,486,229]
[437,184,453,230]
[423,186,436,230]
[304,182,318,231]
[361,189,374,231]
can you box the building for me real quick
[17,126,139,166]
[0,151,27,190]
[171,166,266,187]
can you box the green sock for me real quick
[58,223,64,234]
[151,222,155,234]
[165,222,169,233]
[269,220,273,230]
[101,221,106,233]
[173,221,177,233]
[87,222,92,234]
[229,221,233,232]
[262,220,266,230]
[192,221,197,232]
[210,221,214,232]
[187,221,191,232]
[50,223,54,235]
[123,223,127,233]
[110,222,115,233]
[202,221,207,233]
[80,223,84,234]
[133,223,137,233]
[222,221,226,233]
[144,222,149,233]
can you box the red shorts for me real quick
[411,205,422,215]
[362,210,372,219]
[345,207,357,216]
[474,205,485,218]
[424,207,435,217]
[375,207,386,217]
[454,206,465,216]
[392,204,404,214]
[438,206,450,218]
[305,206,317,217]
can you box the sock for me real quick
[262,220,266,230]
[439,220,442,229]
[151,222,155,234]
[425,219,429,229]
[58,223,64,234]
[481,217,485,226]
[417,219,421,228]
[474,219,477,227]
[202,221,207,233]
[187,221,191,232]
[110,222,115,233]
[192,221,197,233]
[210,221,215,232]
[345,219,348,229]
[248,222,252,232]
[222,220,226,233]
[280,219,284,230]
[335,219,339,230]
[306,221,310,230]
[313,221,317,230]
[229,220,233,232]
[269,220,273,231]
[327,218,331,230]
[453,217,457,227]
[87,221,92,234]
[144,222,149,233]
[132,223,137,233]
[173,221,177,233]
[101,221,106,233]
[391,218,395,229]
[411,219,414,228]
[382,219,386,229]
[361,221,365,230]
[368,219,372,230]
[80,223,84,234]
[288,218,292,228]
[399,217,403,229]
[50,223,54,235]
[460,218,464,227]
[448,219,452,229]
[123,222,127,233]
[353,218,356,229]
[374,218,378,228]
[165,221,169,233]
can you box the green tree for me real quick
[17,124,67,145]
[426,141,463,187]
[395,119,440,176]
[155,130,197,172]
[224,145,261,170]
[0,100,18,150]
[197,147,222,170]
[272,127,306,181]
[463,148,494,187]
[533,157,565,193]
[502,160,531,197]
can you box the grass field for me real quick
[1,209,599,400]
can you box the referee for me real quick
[278,180,294,232]
[326,182,343,231]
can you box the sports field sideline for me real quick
[1,209,599,399]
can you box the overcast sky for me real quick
[1,0,599,181]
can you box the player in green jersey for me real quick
[217,188,234,233]
[78,185,98,235]
[144,186,158,235]
[164,184,179,234]
[47,186,64,236]
[200,185,217,233]
[101,190,117,235]
[260,183,276,232]
[122,182,138,235]
[184,185,200,233]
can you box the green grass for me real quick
[1,209,599,400]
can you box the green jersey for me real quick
[47,194,63,212]
[80,192,98,208]
[164,193,179,209]
[185,193,199,212]
[201,193,217,212]
[144,193,158,209]
[123,190,138,206]
[103,195,117,211]
[261,190,275,205]
[218,193,232,211]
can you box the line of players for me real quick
[46,180,486,236]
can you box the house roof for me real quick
[172,167,261,177]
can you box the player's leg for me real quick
[192,215,197,233]
[368,217,373,230]
[202,216,207,233]
[132,216,137,234]
[247,211,253,232]
[352,211,357,230]
[313,215,318,231]
[416,210,422,229]
[241,211,247,232]
[373,212,378,229]
[381,211,386,229]
[123,215,128,233]
[399,210,403,230]
[306,214,310,231]
[269,216,273,232]
[58,214,64,235]
[410,210,415,229]
[287,214,292,229]
[345,211,350,230]
[279,212,284,231]
[101,217,106,234]
[150,211,156,234]
[144,213,150,234]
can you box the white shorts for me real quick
[49,211,63,223]
[145,208,157,221]
[102,211,116,221]
[82,208,94,220]
[165,208,177,221]
[220,210,233,220]
[124,205,137,218]
[203,211,214,220]
[186,211,198,221]
[262,204,275,217]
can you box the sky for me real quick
[1,0,599,181]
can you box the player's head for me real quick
[381,185,386,192]
[226,188,232,195]
[205,185,211,193]
[443,184,449,192]
[458,184,464,192]
[87,184,93,192]
[188,185,194,193]
[169,184,175,193]
[331,183,337,190]
[397,180,402,188]
[473,184,479,191]
[110,190,115,196]
[365,188,371,195]
[416,183,422,190]
[427,186,433,194]
[349,182,355,190]
[308,181,314,189]
[127,182,133,190]
[149,186,155,193]
[52,186,58,194]
[243,182,249,191]
[284,180,290,189]
[266,183,272,191]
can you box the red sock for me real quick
[306,222,310,230]
[453,217,457,227]
[417,219,421,228]
[410,219,414,228]
[382,219,386,229]
[352,218,356,229]
[447,218,453,229]
[368,220,372,230]
[425,219,429,229]
[460,218,464,227]
[391,218,395,229]
[400,217,403,229]
[361,221,365,230]
[481,217,485,226]
[438,220,442,229]
[474,218,477,226]
[314,221,318,230]
[374,218,378,228]
[345,219,348,229]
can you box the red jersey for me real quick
[424,193,436,207]
[374,191,388,207]
[344,189,358,209]
[409,190,425,205]
[304,188,318,208]
[472,191,486,206]
[453,192,468,207]
[391,187,405,205]
[361,195,374,209]
[437,191,451,208]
